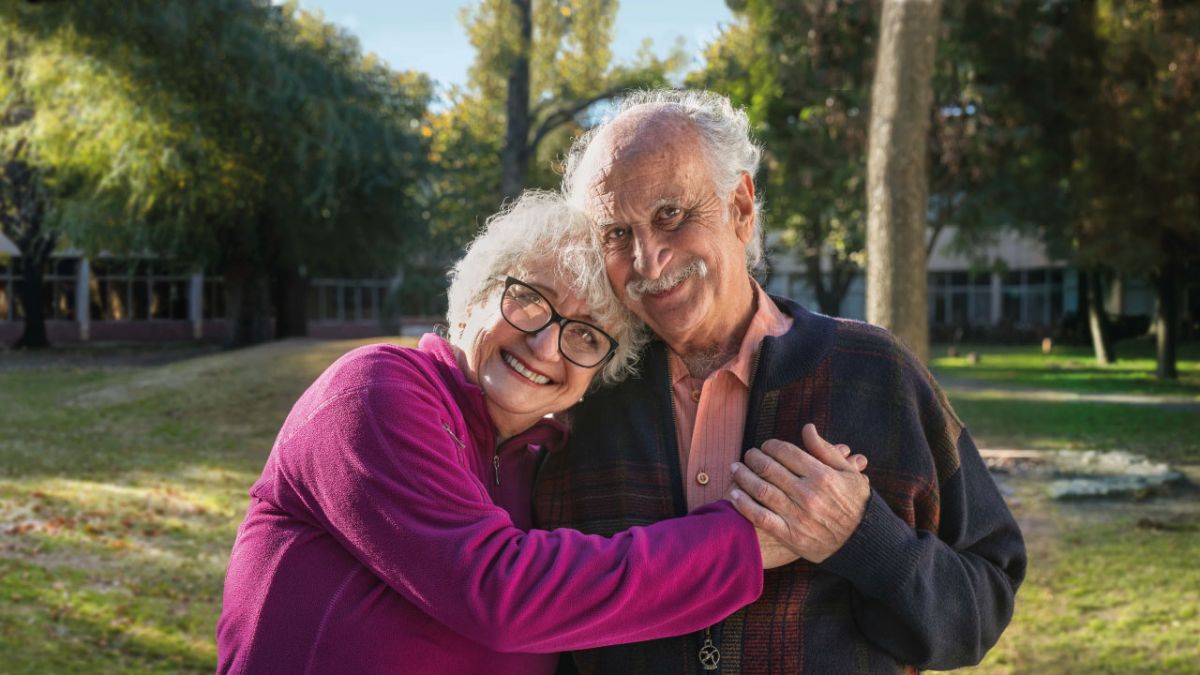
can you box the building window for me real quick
[308,280,388,323]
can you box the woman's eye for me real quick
[568,325,600,346]
[513,290,541,305]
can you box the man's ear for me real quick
[730,172,756,244]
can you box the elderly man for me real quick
[534,90,1026,674]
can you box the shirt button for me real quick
[690,389,701,402]
[696,471,710,486]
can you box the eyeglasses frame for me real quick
[495,275,618,369]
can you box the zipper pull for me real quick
[442,422,466,448]
[493,454,501,486]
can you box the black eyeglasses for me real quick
[497,276,618,368]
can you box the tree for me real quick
[692,1,877,316]
[865,0,941,362]
[960,0,1200,376]
[439,0,681,227]
[694,1,995,319]
[3,0,433,346]
[1071,0,1200,379]
[0,35,53,348]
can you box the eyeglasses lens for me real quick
[502,285,551,331]
[501,282,611,368]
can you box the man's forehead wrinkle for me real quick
[579,107,705,224]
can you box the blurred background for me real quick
[0,1,1197,673]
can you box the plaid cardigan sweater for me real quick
[534,298,1026,674]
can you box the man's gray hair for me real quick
[446,190,647,385]
[561,89,766,272]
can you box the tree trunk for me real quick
[865,0,941,362]
[804,248,858,317]
[2,141,53,349]
[13,238,52,349]
[272,264,309,339]
[1153,258,1181,380]
[500,0,532,203]
[224,261,272,348]
[1084,268,1116,365]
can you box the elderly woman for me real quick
[216,191,786,675]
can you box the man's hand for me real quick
[727,424,870,564]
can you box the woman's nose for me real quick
[527,323,561,361]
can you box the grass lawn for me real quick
[0,338,409,673]
[931,340,1200,463]
[930,340,1200,399]
[2,338,1198,673]
[973,494,1200,675]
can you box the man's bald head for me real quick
[562,90,766,272]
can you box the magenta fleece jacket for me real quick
[217,336,763,674]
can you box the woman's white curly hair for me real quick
[446,190,647,385]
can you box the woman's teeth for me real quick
[503,352,550,384]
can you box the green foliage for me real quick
[691,1,875,313]
[0,0,433,279]
[691,1,1001,312]
[427,0,682,255]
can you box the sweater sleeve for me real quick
[819,374,1027,669]
[266,368,763,654]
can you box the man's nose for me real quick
[632,229,671,280]
[527,323,562,362]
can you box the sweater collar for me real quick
[418,333,568,451]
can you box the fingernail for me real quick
[730,488,743,500]
[730,462,740,474]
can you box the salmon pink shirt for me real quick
[669,281,794,510]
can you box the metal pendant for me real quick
[699,630,721,671]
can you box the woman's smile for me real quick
[501,349,553,385]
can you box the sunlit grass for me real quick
[3,337,1198,673]
[931,340,1200,399]
[971,505,1200,674]
[0,338,411,673]
[931,341,1200,462]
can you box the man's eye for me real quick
[657,207,684,228]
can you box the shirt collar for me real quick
[668,280,792,388]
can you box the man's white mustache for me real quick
[626,260,709,301]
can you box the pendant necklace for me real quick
[698,626,720,671]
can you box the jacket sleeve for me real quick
[819,365,1027,669]
[265,366,764,654]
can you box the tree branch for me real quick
[526,86,628,156]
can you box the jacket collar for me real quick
[418,333,568,452]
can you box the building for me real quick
[0,233,405,344]
[764,226,1175,340]
[3,228,1192,345]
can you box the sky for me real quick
[294,0,734,99]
